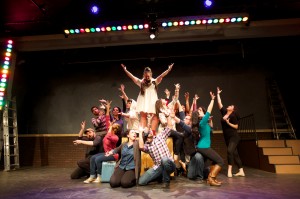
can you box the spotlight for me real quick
[204,0,213,8]
[90,4,100,14]
[148,13,158,40]
[149,32,156,39]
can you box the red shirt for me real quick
[103,132,119,160]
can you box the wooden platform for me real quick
[239,139,300,174]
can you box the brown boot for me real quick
[209,165,222,185]
[207,165,222,186]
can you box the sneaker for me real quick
[84,177,96,184]
[93,176,101,183]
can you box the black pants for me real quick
[70,156,91,179]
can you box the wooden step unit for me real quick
[257,140,300,174]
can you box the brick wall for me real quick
[18,132,273,168]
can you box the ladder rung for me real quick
[6,107,17,111]
[3,125,17,128]
[10,164,20,166]
[5,154,19,157]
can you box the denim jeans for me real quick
[138,157,176,185]
[90,153,115,177]
[187,152,204,180]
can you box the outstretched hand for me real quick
[168,63,174,70]
[217,87,222,94]
[121,63,126,70]
[210,92,216,100]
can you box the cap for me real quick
[84,128,95,134]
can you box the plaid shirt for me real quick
[143,127,174,170]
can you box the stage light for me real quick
[0,39,13,110]
[90,5,100,15]
[204,0,213,8]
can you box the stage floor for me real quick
[0,166,299,199]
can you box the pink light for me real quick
[80,29,85,33]
[7,40,13,44]
[122,26,127,30]
[101,27,106,31]
[179,21,184,26]
[144,24,149,28]
[225,18,230,23]
[5,57,10,61]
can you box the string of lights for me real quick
[0,40,13,110]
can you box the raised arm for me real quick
[156,63,174,84]
[119,84,129,104]
[217,87,223,109]
[121,63,139,85]
[78,121,86,138]
[207,92,216,114]
[184,92,190,114]
[191,94,199,112]
[138,127,146,151]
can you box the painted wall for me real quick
[12,37,298,136]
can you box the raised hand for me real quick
[121,63,126,70]
[184,92,189,100]
[217,87,222,94]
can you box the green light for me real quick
[111,26,117,31]
[133,25,138,30]
[213,19,219,23]
[190,20,196,25]
[237,17,242,22]
[70,29,75,34]
[168,22,173,26]
[3,65,9,69]
[0,83,6,87]
[90,28,95,32]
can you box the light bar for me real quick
[63,13,249,36]
[161,14,249,28]
[64,23,149,35]
[0,39,13,110]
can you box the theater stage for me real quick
[0,166,299,199]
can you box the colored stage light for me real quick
[204,0,213,8]
[90,5,100,15]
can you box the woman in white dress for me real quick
[121,63,174,134]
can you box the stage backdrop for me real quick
[11,38,298,136]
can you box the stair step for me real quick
[275,165,300,174]
[268,155,300,164]
[258,140,285,147]
[262,147,293,155]
[286,140,300,155]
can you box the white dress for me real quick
[135,78,158,114]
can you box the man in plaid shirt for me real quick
[138,116,176,188]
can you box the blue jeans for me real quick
[138,157,176,185]
[187,152,204,180]
[90,153,115,177]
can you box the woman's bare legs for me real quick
[140,112,147,128]
[150,114,159,134]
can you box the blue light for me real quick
[90,5,100,14]
[204,0,213,8]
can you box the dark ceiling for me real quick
[1,0,300,37]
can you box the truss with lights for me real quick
[64,13,249,37]
[0,40,13,110]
